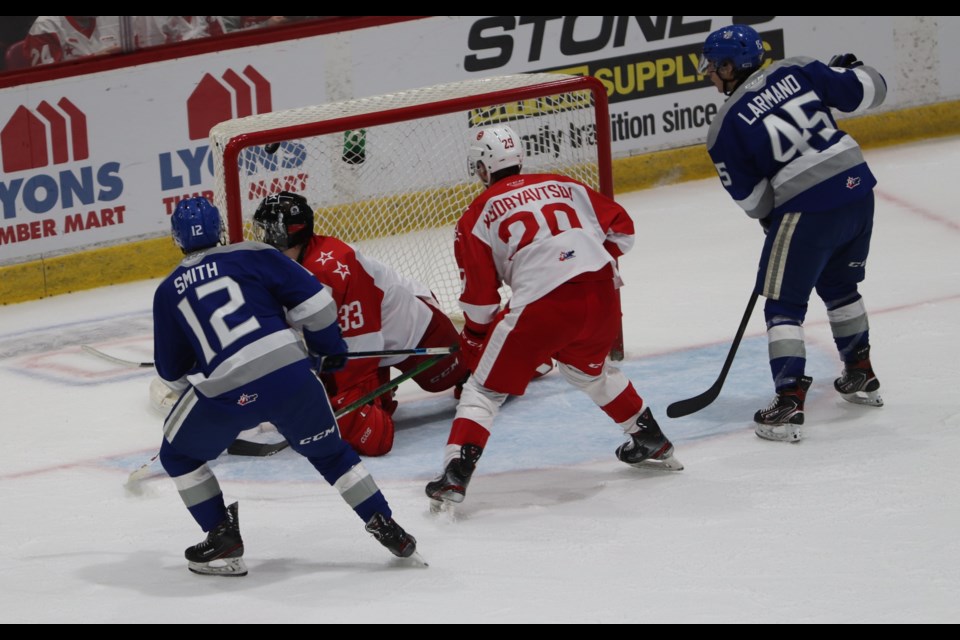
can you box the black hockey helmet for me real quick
[252,191,314,250]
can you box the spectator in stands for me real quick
[130,17,313,50]
[24,16,121,66]
[131,17,227,48]
[0,16,37,71]
[221,17,320,32]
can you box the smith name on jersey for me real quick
[153,242,341,398]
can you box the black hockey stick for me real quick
[125,348,453,476]
[81,345,153,368]
[85,344,458,370]
[237,352,450,456]
[126,434,291,482]
[330,345,458,359]
[666,291,760,419]
[226,439,290,457]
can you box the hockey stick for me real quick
[665,291,760,419]
[245,352,449,456]
[85,344,458,370]
[129,433,290,478]
[128,352,449,475]
[81,345,153,368]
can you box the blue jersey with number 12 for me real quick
[152,241,345,399]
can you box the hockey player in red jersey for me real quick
[425,125,683,512]
[252,191,470,456]
[24,16,121,66]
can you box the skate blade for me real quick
[429,498,460,516]
[840,390,884,407]
[755,423,803,443]
[428,496,464,522]
[188,557,248,577]
[627,454,684,471]
[409,551,430,567]
[428,486,466,514]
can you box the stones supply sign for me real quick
[461,16,784,154]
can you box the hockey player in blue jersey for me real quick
[699,24,886,442]
[153,196,418,576]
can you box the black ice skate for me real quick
[364,512,418,559]
[835,345,883,407]
[754,376,812,443]
[616,408,684,471]
[425,443,483,512]
[185,501,247,577]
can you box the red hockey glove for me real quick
[459,327,487,372]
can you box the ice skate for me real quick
[754,376,812,443]
[185,501,247,577]
[365,512,423,564]
[616,408,683,471]
[835,345,883,407]
[426,443,483,512]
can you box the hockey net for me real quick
[209,72,615,349]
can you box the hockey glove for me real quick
[312,353,348,375]
[828,53,862,69]
[459,327,487,372]
[759,216,772,235]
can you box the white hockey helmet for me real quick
[468,125,523,186]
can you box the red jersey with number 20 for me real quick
[455,173,635,330]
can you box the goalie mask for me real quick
[171,196,223,253]
[468,125,523,186]
[252,191,314,250]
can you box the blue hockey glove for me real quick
[828,53,862,69]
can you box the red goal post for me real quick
[209,73,623,359]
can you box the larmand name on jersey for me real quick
[737,73,803,125]
[483,183,575,227]
[174,262,220,294]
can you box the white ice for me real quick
[1,136,958,623]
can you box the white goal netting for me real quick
[209,73,610,320]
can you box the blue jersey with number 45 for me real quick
[706,56,887,220]
[152,241,346,399]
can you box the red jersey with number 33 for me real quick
[299,234,434,387]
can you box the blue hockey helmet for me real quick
[698,24,765,74]
[171,196,223,253]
